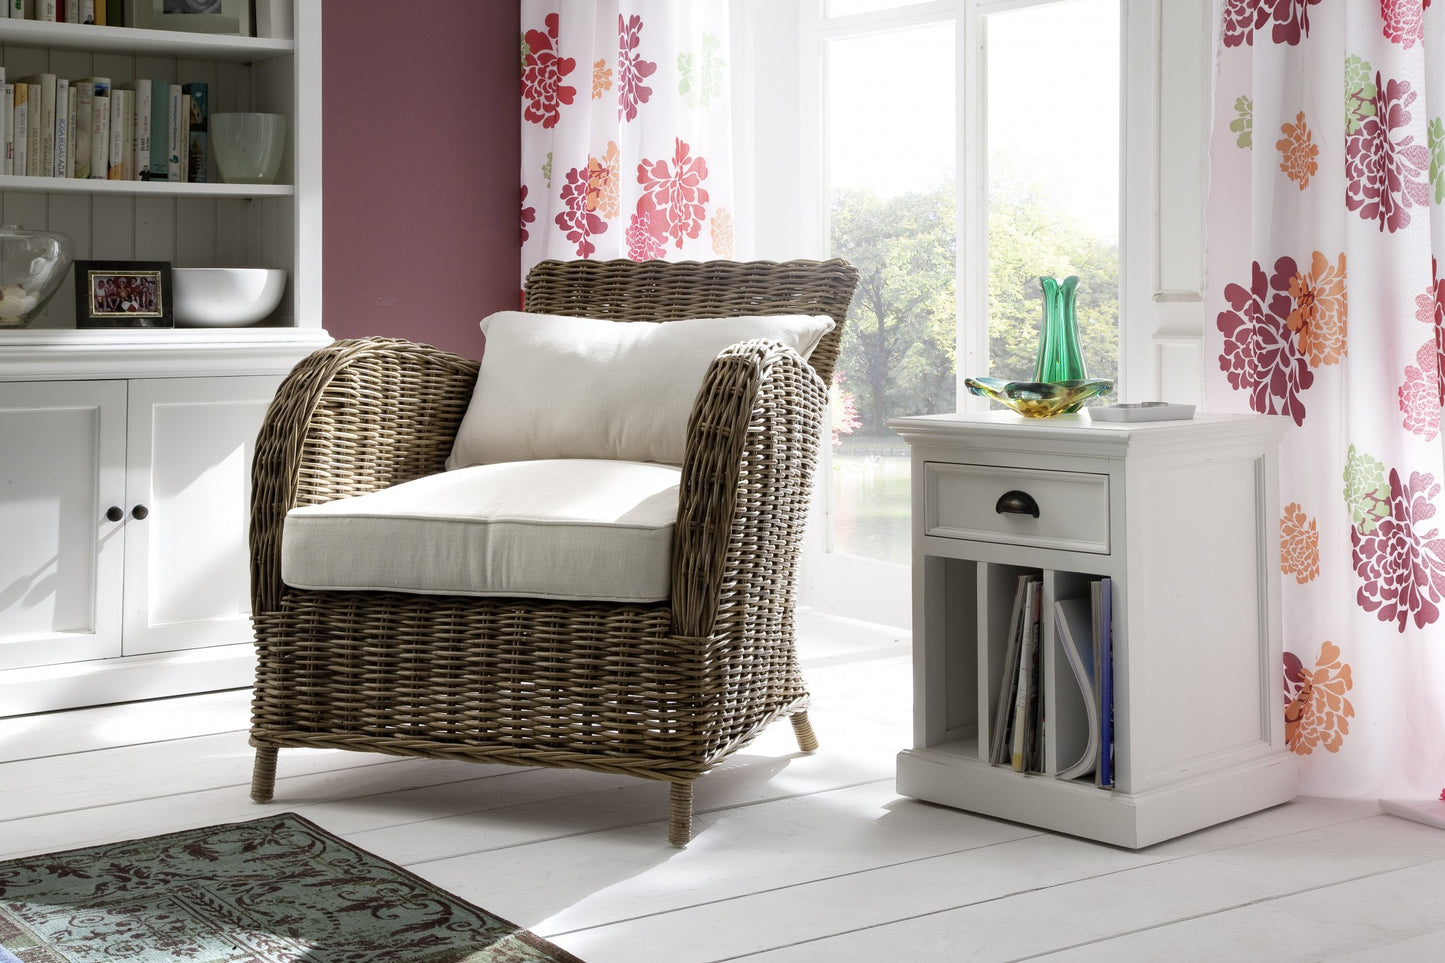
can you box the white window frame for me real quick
[731,0,1210,627]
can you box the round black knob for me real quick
[995,490,1041,518]
[131,505,149,520]
[106,506,124,522]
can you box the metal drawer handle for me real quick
[995,490,1040,519]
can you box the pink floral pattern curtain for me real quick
[1204,0,1445,798]
[519,1,734,284]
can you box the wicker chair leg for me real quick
[251,747,279,803]
[668,782,694,847]
[790,710,819,753]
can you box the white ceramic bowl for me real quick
[210,113,287,184]
[172,267,287,327]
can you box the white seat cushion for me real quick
[281,459,680,603]
[445,310,835,469]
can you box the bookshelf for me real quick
[888,410,1297,848]
[0,6,328,717]
[0,8,321,334]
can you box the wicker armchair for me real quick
[248,258,859,845]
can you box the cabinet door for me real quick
[122,376,282,656]
[0,380,127,670]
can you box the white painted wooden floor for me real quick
[3,612,1445,962]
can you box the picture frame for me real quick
[126,0,253,37]
[75,262,175,329]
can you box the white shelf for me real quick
[0,172,292,197]
[0,18,291,61]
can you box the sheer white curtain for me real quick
[519,1,735,283]
[1204,0,1445,800]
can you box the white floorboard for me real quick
[1,611,1441,963]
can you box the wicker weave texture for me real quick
[250,259,859,844]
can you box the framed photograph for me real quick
[126,0,253,37]
[75,262,175,329]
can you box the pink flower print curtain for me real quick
[519,1,735,283]
[1204,0,1445,799]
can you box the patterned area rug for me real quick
[0,813,584,962]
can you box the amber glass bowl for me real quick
[965,376,1114,417]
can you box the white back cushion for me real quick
[445,311,835,469]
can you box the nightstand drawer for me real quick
[924,462,1110,554]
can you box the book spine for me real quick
[19,76,56,178]
[64,0,77,22]
[1,84,12,176]
[89,87,107,179]
[126,79,151,180]
[182,82,207,183]
[120,88,134,181]
[54,77,68,178]
[38,0,54,22]
[148,81,169,181]
[178,93,191,182]
[24,84,40,177]
[165,84,181,182]
[12,84,26,179]
[73,81,93,179]
[93,0,103,24]
[40,76,55,178]
[80,0,94,23]
[107,87,123,180]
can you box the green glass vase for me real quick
[1032,275,1087,383]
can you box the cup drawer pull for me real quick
[995,490,1040,518]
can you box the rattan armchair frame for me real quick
[248,258,859,845]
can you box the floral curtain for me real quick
[519,1,735,284]
[1204,0,1445,799]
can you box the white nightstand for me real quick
[888,410,1297,847]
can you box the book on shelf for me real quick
[989,573,1035,767]
[120,79,151,180]
[12,82,29,178]
[107,86,130,180]
[183,82,207,183]
[149,82,181,182]
[54,76,68,178]
[163,83,182,182]
[177,92,190,181]
[18,74,55,178]
[72,80,93,179]
[84,77,109,181]
[1010,578,1042,772]
[1052,596,1100,781]
[38,0,54,21]
[1092,577,1115,788]
[1,83,12,176]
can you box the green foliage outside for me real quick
[829,166,1120,438]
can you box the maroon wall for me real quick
[322,1,520,358]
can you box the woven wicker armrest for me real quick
[250,337,480,613]
[671,338,829,639]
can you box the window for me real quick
[821,0,1121,570]
[733,0,1210,626]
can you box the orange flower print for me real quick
[1280,502,1320,584]
[596,142,621,219]
[710,207,735,258]
[1277,111,1319,189]
[592,58,613,100]
[1284,251,1347,366]
[582,155,609,214]
[1283,642,1354,755]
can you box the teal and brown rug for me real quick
[0,813,584,962]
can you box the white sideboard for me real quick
[888,410,1297,848]
[0,9,326,716]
